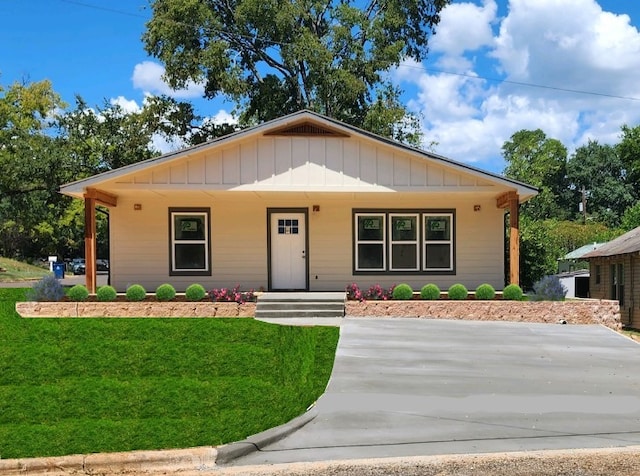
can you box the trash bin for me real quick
[52,262,65,279]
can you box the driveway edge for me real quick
[216,406,319,464]
[0,446,217,475]
[0,405,318,476]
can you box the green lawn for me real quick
[0,288,339,459]
[0,257,49,282]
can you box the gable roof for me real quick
[60,109,538,201]
[561,242,605,260]
[583,227,640,258]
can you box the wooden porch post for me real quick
[83,188,117,294]
[84,195,97,294]
[509,196,520,286]
[497,191,520,286]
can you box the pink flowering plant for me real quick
[346,283,395,301]
[209,285,256,304]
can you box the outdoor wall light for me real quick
[474,205,481,212]
[134,203,142,211]
[313,205,320,212]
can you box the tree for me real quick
[0,80,68,199]
[618,124,640,198]
[142,0,449,143]
[516,218,620,289]
[566,140,634,227]
[0,80,80,259]
[502,129,570,221]
[621,201,640,232]
[56,95,202,174]
[0,79,214,260]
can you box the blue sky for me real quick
[2,0,640,173]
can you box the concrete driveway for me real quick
[227,318,640,466]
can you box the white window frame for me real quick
[423,213,454,272]
[170,210,210,274]
[389,213,420,271]
[355,213,386,271]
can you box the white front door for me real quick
[270,212,307,290]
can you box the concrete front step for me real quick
[257,302,345,311]
[255,309,345,318]
[258,292,346,302]
[256,292,346,318]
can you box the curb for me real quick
[0,408,316,474]
[216,406,319,464]
[0,446,218,475]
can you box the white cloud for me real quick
[110,96,140,114]
[431,0,497,56]
[208,109,237,125]
[150,133,186,154]
[397,0,640,173]
[132,61,205,99]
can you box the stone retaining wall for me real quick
[346,299,622,329]
[16,299,621,330]
[16,302,256,318]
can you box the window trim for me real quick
[168,207,212,277]
[423,213,454,272]
[610,262,624,306]
[389,213,420,271]
[353,209,456,275]
[354,213,386,272]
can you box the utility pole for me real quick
[581,186,587,224]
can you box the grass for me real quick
[0,257,49,282]
[0,288,339,459]
[621,327,640,342]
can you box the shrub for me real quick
[96,285,117,302]
[346,283,364,301]
[475,283,496,300]
[26,275,65,302]
[185,283,206,301]
[209,285,255,304]
[345,283,395,301]
[67,285,89,302]
[392,283,413,300]
[126,284,147,302]
[155,283,176,301]
[447,283,468,300]
[502,284,524,301]
[530,275,567,301]
[365,284,395,301]
[420,284,441,300]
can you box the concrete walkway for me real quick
[225,318,640,466]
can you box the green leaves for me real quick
[502,129,570,221]
[143,0,449,138]
[0,79,211,260]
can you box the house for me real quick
[556,270,590,299]
[557,242,604,274]
[583,226,640,328]
[556,242,605,298]
[60,110,538,294]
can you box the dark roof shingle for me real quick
[582,226,640,258]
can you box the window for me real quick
[595,265,601,285]
[355,214,385,271]
[169,209,211,276]
[424,214,453,271]
[278,218,299,234]
[354,210,455,274]
[610,263,624,306]
[390,214,419,271]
